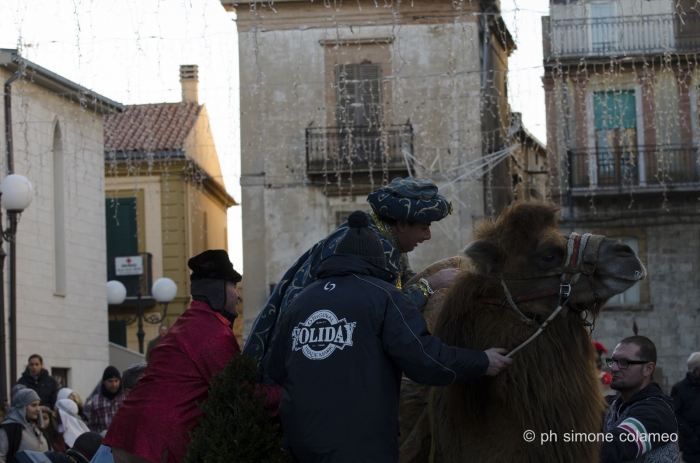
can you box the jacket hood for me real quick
[317,254,395,284]
[617,381,671,411]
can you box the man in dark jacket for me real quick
[672,352,700,463]
[601,336,680,463]
[266,211,512,463]
[16,355,59,409]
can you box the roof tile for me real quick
[104,103,200,152]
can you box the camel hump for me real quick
[405,256,471,333]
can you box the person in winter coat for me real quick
[0,389,49,462]
[88,368,124,435]
[16,355,60,409]
[601,336,680,463]
[266,211,512,463]
[91,250,282,463]
[672,352,700,463]
[246,177,460,360]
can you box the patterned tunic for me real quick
[243,212,428,359]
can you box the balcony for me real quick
[306,124,413,193]
[569,146,700,191]
[544,13,700,60]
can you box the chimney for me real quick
[180,65,199,104]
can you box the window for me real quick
[106,198,138,275]
[607,237,641,305]
[53,124,66,295]
[593,90,638,185]
[336,63,382,128]
[590,3,617,53]
[51,368,69,389]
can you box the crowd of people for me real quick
[0,359,147,463]
[0,177,698,463]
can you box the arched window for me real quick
[53,122,66,295]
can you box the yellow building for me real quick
[103,65,236,353]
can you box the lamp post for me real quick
[0,174,33,406]
[106,277,177,354]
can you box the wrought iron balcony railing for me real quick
[306,124,413,176]
[544,13,700,59]
[568,146,700,189]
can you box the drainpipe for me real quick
[4,65,21,388]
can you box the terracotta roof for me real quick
[104,103,200,153]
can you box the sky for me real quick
[0,0,549,273]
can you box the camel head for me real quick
[464,202,646,316]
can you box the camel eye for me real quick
[542,255,556,263]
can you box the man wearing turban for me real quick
[245,176,458,359]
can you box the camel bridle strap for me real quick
[477,232,606,357]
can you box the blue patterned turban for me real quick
[366,177,452,223]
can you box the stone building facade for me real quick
[542,0,700,389]
[219,0,545,338]
[0,49,122,398]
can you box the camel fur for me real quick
[400,202,646,463]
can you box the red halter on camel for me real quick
[478,232,606,357]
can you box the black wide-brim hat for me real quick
[366,176,452,223]
[188,249,242,283]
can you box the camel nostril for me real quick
[614,244,635,255]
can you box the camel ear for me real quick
[464,241,502,273]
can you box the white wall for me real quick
[0,68,110,399]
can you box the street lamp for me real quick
[0,174,33,406]
[106,277,177,354]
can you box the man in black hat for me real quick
[266,211,512,462]
[93,250,281,463]
[88,366,124,434]
[246,176,460,360]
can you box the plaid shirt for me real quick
[89,391,125,433]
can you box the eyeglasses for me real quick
[606,358,650,369]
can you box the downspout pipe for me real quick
[4,65,22,389]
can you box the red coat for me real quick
[103,301,281,463]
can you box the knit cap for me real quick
[336,211,386,269]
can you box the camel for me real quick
[398,202,646,463]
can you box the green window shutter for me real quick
[594,90,637,131]
[105,197,138,280]
[108,320,127,347]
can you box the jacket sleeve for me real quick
[403,284,428,311]
[380,288,488,385]
[600,399,678,463]
[265,311,292,387]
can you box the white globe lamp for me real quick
[107,280,127,305]
[152,278,177,303]
[0,174,33,212]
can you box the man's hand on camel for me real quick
[424,268,461,291]
[484,348,513,376]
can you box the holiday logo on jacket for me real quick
[291,310,356,360]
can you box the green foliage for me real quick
[184,354,290,463]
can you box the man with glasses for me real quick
[600,336,680,462]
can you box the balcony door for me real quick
[589,3,617,54]
[335,63,383,167]
[593,90,638,186]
